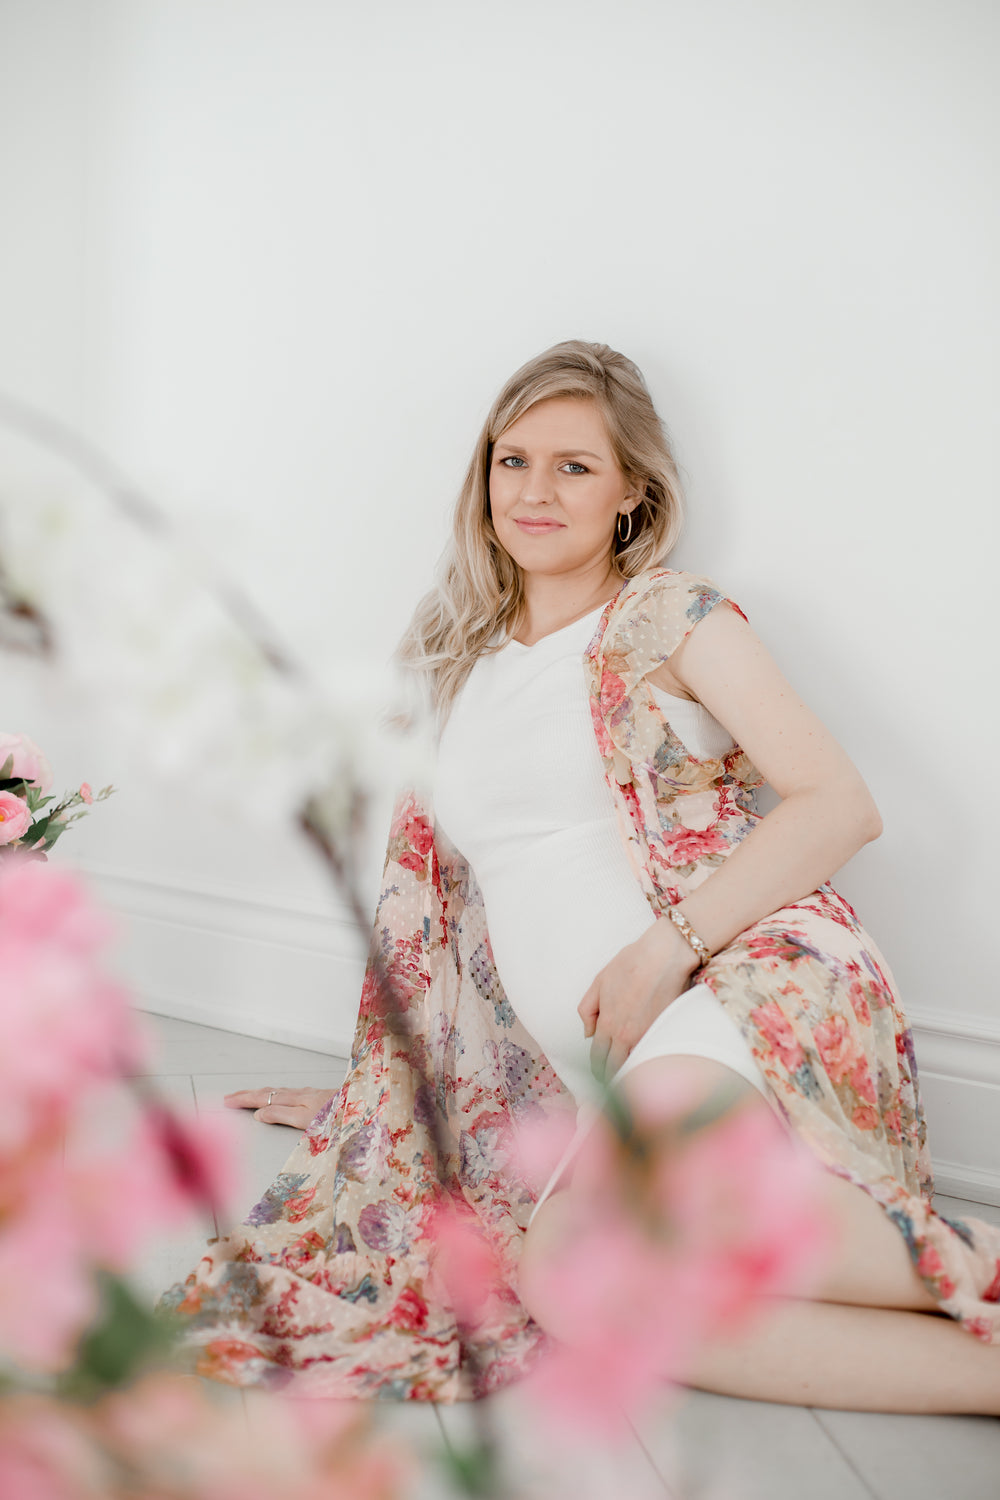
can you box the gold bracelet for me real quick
[665,905,712,968]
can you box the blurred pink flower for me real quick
[658,1107,833,1322]
[520,1211,700,1436]
[516,1091,832,1436]
[0,1397,99,1500]
[426,1198,502,1327]
[0,859,148,1153]
[510,1105,579,1197]
[0,1191,96,1371]
[0,790,31,844]
[97,1372,409,1498]
[0,731,53,792]
[127,1103,241,1230]
[78,783,93,805]
[61,1104,242,1270]
[0,1378,409,1499]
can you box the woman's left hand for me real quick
[578,918,703,1083]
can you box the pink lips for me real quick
[514,518,565,533]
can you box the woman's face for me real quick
[488,396,638,581]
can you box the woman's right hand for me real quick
[223,1086,337,1129]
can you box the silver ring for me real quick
[266,1089,276,1106]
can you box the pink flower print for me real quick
[659,824,727,867]
[917,1245,956,1298]
[588,698,614,759]
[850,1102,880,1131]
[79,782,93,805]
[750,1001,806,1073]
[847,979,871,1026]
[813,1015,863,1087]
[386,1284,429,1333]
[982,1259,1000,1303]
[282,1230,325,1274]
[282,1186,317,1224]
[0,790,30,844]
[404,813,434,858]
[848,1055,877,1106]
[599,670,628,717]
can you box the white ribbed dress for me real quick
[434,603,773,1212]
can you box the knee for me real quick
[616,1054,769,1133]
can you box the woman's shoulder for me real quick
[600,565,748,677]
[613,566,734,628]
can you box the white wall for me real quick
[2,1,998,1193]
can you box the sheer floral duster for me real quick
[164,569,1000,1397]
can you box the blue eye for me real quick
[497,456,589,473]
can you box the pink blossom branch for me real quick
[0,392,506,1485]
[0,389,299,676]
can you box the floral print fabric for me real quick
[163,568,1000,1396]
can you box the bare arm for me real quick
[654,601,882,953]
[579,601,881,1078]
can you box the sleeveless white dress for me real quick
[434,603,774,1212]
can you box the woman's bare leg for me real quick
[686,1299,1000,1414]
[520,1055,1000,1413]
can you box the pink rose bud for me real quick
[0,790,31,844]
[0,731,53,793]
[79,783,93,805]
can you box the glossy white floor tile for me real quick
[139,1012,339,1075]
[813,1408,1000,1500]
[934,1194,1000,1230]
[436,1385,669,1499]
[632,1387,876,1500]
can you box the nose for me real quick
[519,467,556,507]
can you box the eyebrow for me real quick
[494,444,604,460]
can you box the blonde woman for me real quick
[175,341,1000,1413]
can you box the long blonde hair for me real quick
[397,339,685,715]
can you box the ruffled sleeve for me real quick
[587,568,764,797]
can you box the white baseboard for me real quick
[929,1161,1000,1210]
[75,862,1000,1205]
[74,859,366,1059]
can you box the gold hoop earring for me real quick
[617,509,633,544]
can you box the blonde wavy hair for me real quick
[397,339,685,715]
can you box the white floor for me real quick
[139,1013,1000,1500]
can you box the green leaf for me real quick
[439,1439,503,1497]
[57,1272,178,1399]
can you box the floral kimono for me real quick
[164,568,1000,1397]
